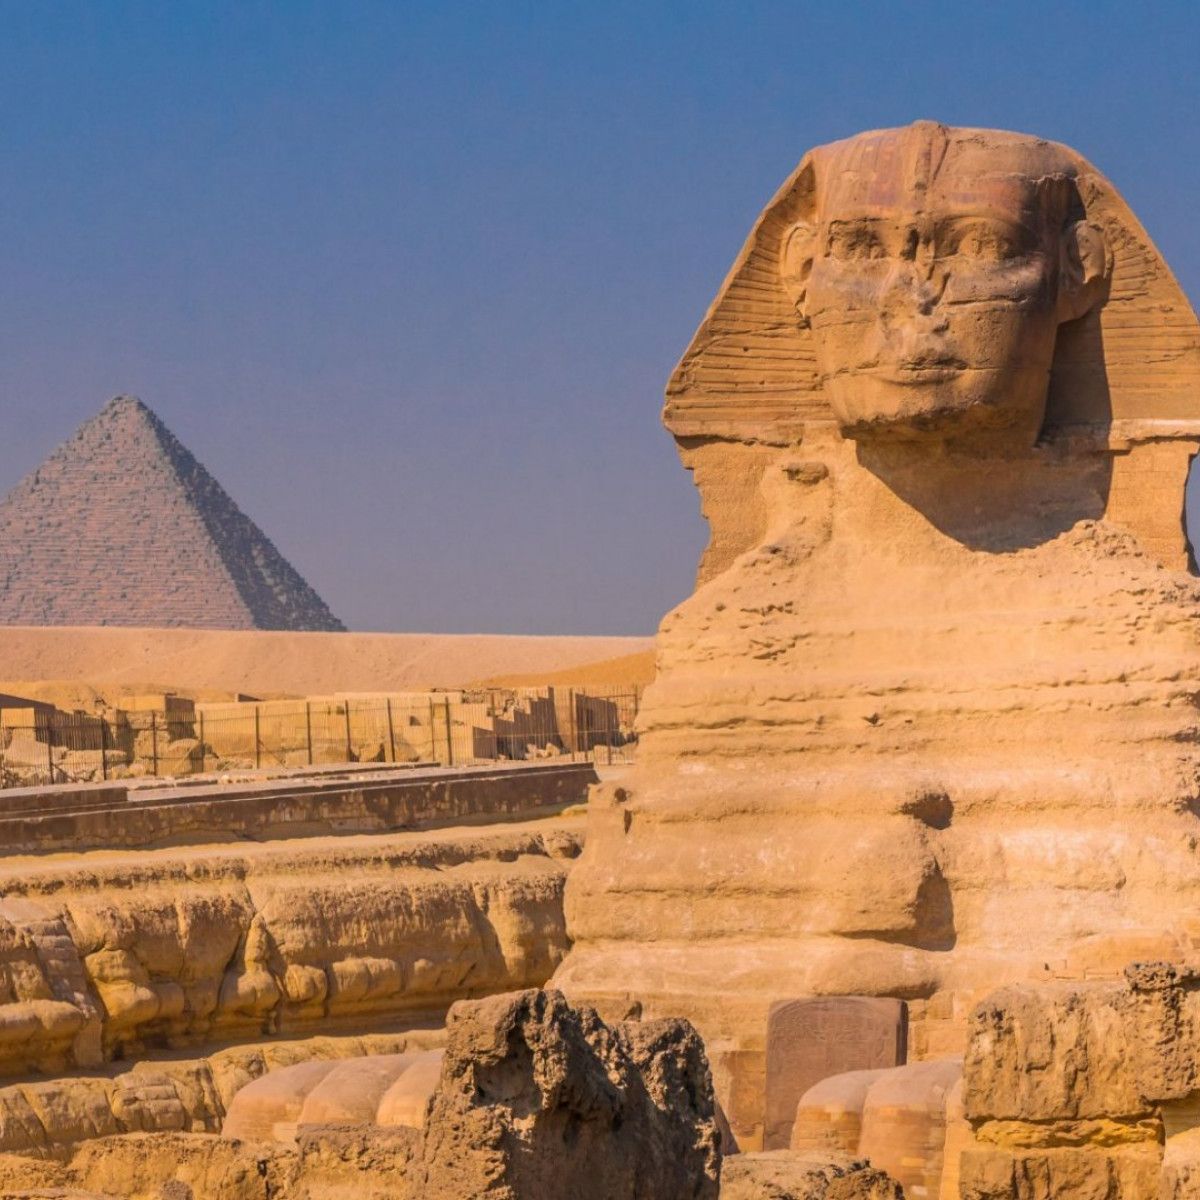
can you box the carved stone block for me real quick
[764,996,907,1150]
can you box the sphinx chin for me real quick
[830,378,1045,446]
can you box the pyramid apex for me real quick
[0,395,345,631]
[101,394,150,416]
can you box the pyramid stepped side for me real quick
[0,399,253,628]
[142,409,345,632]
[0,397,344,631]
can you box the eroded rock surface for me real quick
[720,1151,901,1200]
[2,989,722,1199]
[956,963,1200,1199]
[0,1027,444,1157]
[415,988,721,1199]
[0,822,579,1077]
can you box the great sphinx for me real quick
[555,122,1200,1145]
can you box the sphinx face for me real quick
[792,126,1091,447]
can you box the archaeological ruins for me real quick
[3,121,1200,1198]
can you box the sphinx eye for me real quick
[947,222,1025,263]
[826,225,886,261]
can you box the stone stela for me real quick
[763,997,907,1150]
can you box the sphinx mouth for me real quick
[870,362,966,385]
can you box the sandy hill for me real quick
[0,625,654,702]
[479,648,656,689]
[0,395,343,631]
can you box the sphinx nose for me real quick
[882,261,946,318]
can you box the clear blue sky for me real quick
[2,2,1198,634]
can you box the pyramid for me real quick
[0,396,345,631]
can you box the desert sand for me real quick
[0,624,653,701]
[478,647,657,689]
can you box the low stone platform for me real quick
[0,760,596,853]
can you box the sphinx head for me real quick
[781,122,1112,449]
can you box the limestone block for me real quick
[296,1054,421,1127]
[790,1069,891,1156]
[1161,1126,1200,1200]
[19,1078,121,1147]
[326,956,403,1008]
[963,967,1200,1124]
[957,969,1200,1199]
[764,997,907,1150]
[220,1059,340,1144]
[375,1051,443,1129]
[86,950,161,1032]
[293,1125,420,1199]
[958,1145,1161,1200]
[0,1086,53,1154]
[938,1078,971,1200]
[857,1059,962,1200]
[0,999,84,1045]
[67,1131,296,1200]
[281,963,327,1009]
[109,1074,190,1134]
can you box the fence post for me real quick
[607,700,614,767]
[254,706,262,769]
[568,688,577,763]
[306,702,313,766]
[443,698,454,767]
[385,698,396,764]
[48,714,56,784]
[198,711,205,773]
[344,704,353,763]
[100,716,109,781]
[151,712,159,777]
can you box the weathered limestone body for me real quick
[556,122,1200,1145]
[0,822,579,1077]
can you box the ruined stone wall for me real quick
[0,761,595,853]
[0,823,580,1078]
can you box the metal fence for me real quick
[0,686,642,789]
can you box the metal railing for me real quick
[0,685,641,789]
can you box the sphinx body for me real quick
[554,123,1200,1146]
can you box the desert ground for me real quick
[0,624,654,704]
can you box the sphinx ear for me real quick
[1058,219,1112,323]
[781,222,817,321]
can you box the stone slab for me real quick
[764,996,907,1150]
